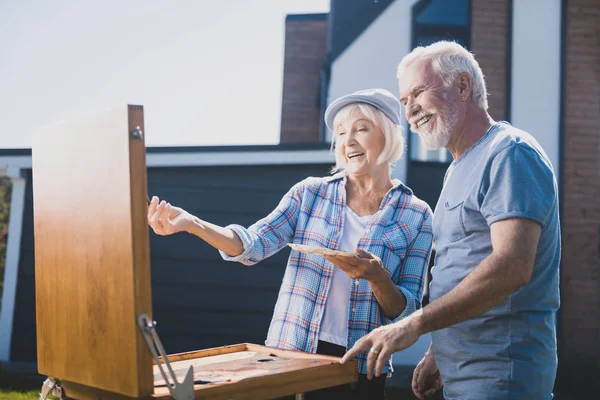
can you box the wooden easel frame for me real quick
[32,105,357,400]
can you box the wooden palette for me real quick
[288,243,356,257]
[31,105,357,400]
[152,343,357,399]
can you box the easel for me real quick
[31,105,357,399]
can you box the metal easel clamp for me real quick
[39,376,68,400]
[137,313,195,400]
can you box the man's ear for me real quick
[457,72,472,100]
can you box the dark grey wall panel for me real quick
[146,164,331,356]
[406,162,449,210]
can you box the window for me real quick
[409,0,471,163]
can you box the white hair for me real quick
[396,41,489,110]
[330,103,405,173]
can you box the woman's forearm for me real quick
[184,216,244,257]
[368,270,407,320]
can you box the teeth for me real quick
[348,152,364,159]
[416,115,432,128]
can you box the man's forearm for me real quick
[411,252,530,335]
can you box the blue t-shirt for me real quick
[430,122,560,400]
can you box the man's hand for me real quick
[340,315,421,379]
[412,350,442,399]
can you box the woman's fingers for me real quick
[326,254,376,281]
[146,196,188,236]
[154,201,166,222]
[355,248,373,259]
[330,256,353,269]
[159,203,171,225]
[149,201,167,233]
[324,255,346,267]
[147,196,160,219]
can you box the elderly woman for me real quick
[147,88,433,400]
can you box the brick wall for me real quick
[279,16,328,144]
[470,0,510,121]
[559,0,600,390]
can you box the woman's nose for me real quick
[343,135,357,146]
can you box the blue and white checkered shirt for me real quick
[220,172,433,374]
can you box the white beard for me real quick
[413,101,459,150]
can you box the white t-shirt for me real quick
[319,207,372,346]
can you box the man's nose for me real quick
[407,103,421,120]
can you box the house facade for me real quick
[279,0,599,393]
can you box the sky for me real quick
[0,0,330,149]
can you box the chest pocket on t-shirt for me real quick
[439,200,467,243]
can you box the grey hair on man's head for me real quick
[330,102,405,173]
[396,41,489,110]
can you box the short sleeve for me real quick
[480,142,557,228]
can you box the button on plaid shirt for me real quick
[220,172,433,375]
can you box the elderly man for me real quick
[341,41,560,400]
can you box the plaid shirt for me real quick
[220,172,433,374]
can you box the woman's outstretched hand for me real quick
[324,248,385,281]
[147,196,193,236]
